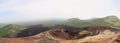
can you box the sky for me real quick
[0,0,120,23]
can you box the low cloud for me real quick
[0,0,120,23]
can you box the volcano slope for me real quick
[0,26,120,43]
[45,26,120,43]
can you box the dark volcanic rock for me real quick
[17,25,49,37]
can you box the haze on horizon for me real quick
[0,0,120,23]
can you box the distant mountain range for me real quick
[22,15,120,29]
[0,15,120,38]
[61,15,120,29]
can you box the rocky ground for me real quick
[0,26,120,43]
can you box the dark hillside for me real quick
[17,25,49,37]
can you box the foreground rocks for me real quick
[0,26,120,43]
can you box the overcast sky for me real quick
[0,0,120,23]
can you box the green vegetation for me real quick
[0,24,26,38]
[40,15,120,29]
[0,15,120,38]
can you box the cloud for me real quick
[0,0,120,23]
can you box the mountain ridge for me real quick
[0,15,120,38]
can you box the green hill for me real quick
[0,24,26,38]
[15,15,120,29]
[39,15,120,29]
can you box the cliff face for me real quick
[0,26,120,43]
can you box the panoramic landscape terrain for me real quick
[0,15,120,43]
[1,0,120,43]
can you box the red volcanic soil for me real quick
[0,37,41,43]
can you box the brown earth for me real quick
[0,37,41,43]
[46,26,120,43]
[0,26,120,43]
